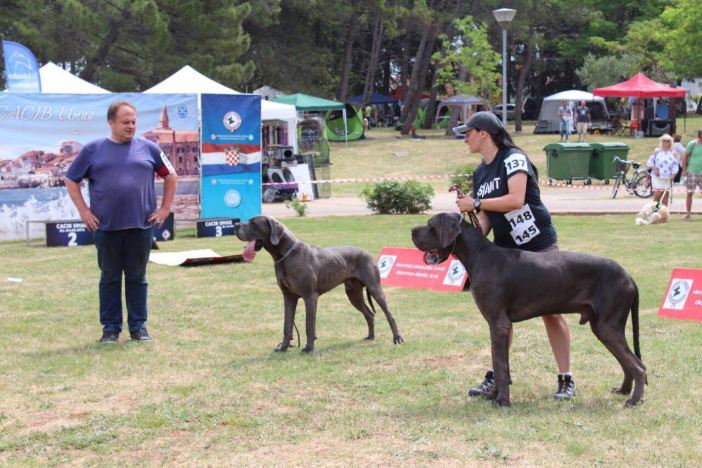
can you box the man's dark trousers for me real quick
[94,227,153,333]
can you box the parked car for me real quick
[492,103,520,120]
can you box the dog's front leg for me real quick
[488,318,513,407]
[301,293,319,353]
[275,290,298,352]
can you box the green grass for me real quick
[1,215,701,465]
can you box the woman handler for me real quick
[453,111,575,401]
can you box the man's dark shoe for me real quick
[99,331,119,343]
[129,328,153,341]
[553,374,576,401]
[468,370,495,397]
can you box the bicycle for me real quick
[611,156,653,199]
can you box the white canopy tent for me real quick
[144,66,297,151]
[253,85,284,99]
[3,61,111,93]
[534,90,609,134]
[434,94,486,124]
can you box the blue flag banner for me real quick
[200,94,262,220]
[2,40,41,92]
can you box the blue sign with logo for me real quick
[2,40,41,92]
[200,94,261,220]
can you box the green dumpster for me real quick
[590,142,629,182]
[543,143,592,184]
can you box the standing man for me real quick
[681,128,702,220]
[65,101,178,342]
[575,101,591,142]
[558,101,572,142]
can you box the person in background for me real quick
[681,128,702,220]
[453,111,576,401]
[646,134,678,206]
[65,101,178,343]
[575,101,592,142]
[672,134,685,184]
[558,101,573,142]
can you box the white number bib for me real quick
[505,204,540,246]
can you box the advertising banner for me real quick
[0,93,199,240]
[658,268,702,323]
[377,247,468,292]
[200,94,261,220]
[2,40,41,92]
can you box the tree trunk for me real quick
[514,29,535,133]
[337,6,360,101]
[399,33,411,104]
[423,68,438,129]
[79,18,122,82]
[401,21,438,135]
[362,18,384,107]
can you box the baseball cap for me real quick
[453,111,504,136]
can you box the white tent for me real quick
[34,62,110,93]
[434,94,486,124]
[253,85,284,99]
[144,66,297,151]
[534,90,609,134]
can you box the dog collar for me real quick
[274,241,299,263]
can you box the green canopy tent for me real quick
[272,93,348,143]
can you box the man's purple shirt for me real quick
[65,137,171,230]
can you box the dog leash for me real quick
[449,185,483,235]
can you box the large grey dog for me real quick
[411,212,646,407]
[234,216,404,352]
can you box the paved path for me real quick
[263,184,698,218]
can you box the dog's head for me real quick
[234,215,287,250]
[411,212,463,264]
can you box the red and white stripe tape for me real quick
[263,173,693,193]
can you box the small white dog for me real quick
[635,201,670,225]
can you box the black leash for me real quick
[449,185,483,235]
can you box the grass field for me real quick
[1,214,701,465]
[327,116,702,197]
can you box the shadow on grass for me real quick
[223,338,376,369]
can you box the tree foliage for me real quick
[434,17,500,101]
[0,0,695,104]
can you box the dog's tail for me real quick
[365,288,377,316]
[631,279,641,360]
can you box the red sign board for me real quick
[377,247,468,292]
[658,268,702,322]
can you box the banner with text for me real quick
[200,94,261,220]
[2,40,41,92]
[658,267,702,323]
[0,93,199,240]
[377,247,468,292]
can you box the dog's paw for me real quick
[273,342,290,352]
[301,345,314,353]
[624,398,643,408]
[393,335,404,345]
[491,397,511,407]
[364,334,375,341]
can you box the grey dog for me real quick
[234,216,404,353]
[411,212,646,407]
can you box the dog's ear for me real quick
[437,213,462,248]
[267,217,285,245]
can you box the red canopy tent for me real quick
[593,73,687,136]
[593,72,686,98]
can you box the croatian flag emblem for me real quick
[225,147,240,166]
